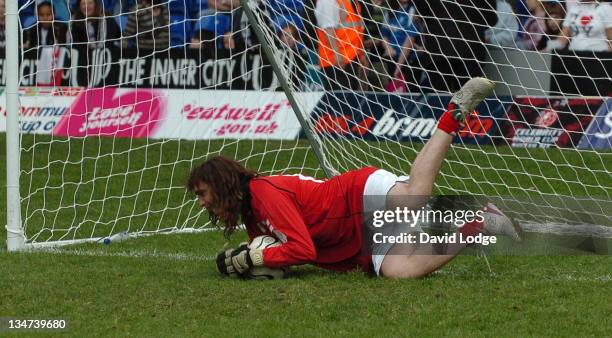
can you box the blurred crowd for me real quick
[0,0,610,91]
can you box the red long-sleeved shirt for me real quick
[244,167,378,273]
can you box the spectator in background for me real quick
[272,14,304,51]
[190,13,233,50]
[69,0,135,16]
[558,0,612,51]
[0,0,6,48]
[361,0,387,49]
[361,0,397,89]
[295,0,318,51]
[519,0,548,50]
[540,1,566,51]
[267,0,305,50]
[190,0,243,51]
[382,0,420,89]
[315,0,365,91]
[19,0,71,27]
[271,13,310,89]
[485,0,519,48]
[20,1,69,86]
[412,0,497,92]
[121,0,170,52]
[23,1,68,49]
[68,0,121,48]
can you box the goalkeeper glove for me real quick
[216,244,265,276]
[216,246,238,277]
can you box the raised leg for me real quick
[380,78,497,278]
[388,77,496,206]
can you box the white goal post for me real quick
[4,0,611,251]
[6,0,24,251]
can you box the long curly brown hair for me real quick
[186,156,258,237]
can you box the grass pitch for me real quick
[1,133,611,336]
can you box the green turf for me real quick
[1,133,611,336]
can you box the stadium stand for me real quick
[7,0,611,94]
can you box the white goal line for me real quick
[521,223,612,239]
[37,247,612,282]
[23,226,220,250]
[20,222,611,251]
[39,247,216,262]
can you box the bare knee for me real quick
[387,180,429,211]
[380,255,431,279]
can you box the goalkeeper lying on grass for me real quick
[187,78,523,279]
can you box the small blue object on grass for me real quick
[102,231,130,245]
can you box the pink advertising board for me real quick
[54,88,167,138]
[1,87,319,140]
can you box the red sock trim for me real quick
[459,219,483,239]
[437,102,461,134]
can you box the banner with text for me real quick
[3,90,608,148]
[159,90,322,140]
[502,97,603,148]
[0,87,79,134]
[307,92,511,144]
[0,47,301,91]
[0,88,321,140]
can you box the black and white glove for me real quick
[216,244,264,276]
[216,246,238,277]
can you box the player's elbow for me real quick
[296,243,317,262]
[305,245,317,261]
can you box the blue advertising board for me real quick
[577,98,612,150]
[306,92,512,145]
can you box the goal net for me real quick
[4,0,611,250]
[239,0,612,240]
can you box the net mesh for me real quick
[8,0,612,246]
[243,0,612,232]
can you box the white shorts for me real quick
[362,169,419,276]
